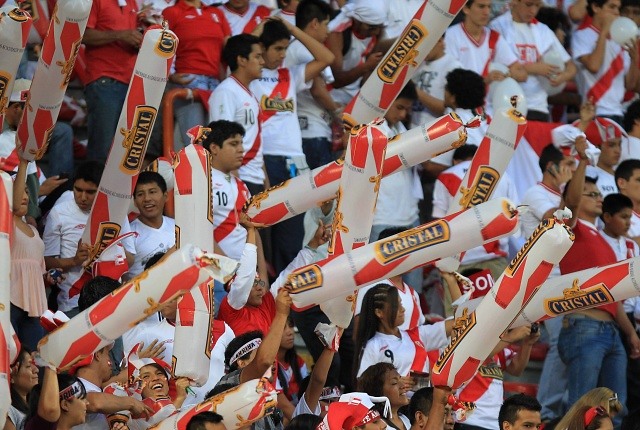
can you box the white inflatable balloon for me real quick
[486,62,510,106]
[492,77,528,117]
[610,16,638,46]
[539,49,567,96]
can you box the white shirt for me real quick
[73,378,109,430]
[128,216,175,277]
[629,211,640,238]
[572,25,631,117]
[490,12,571,114]
[285,39,335,140]
[445,23,519,77]
[355,279,425,331]
[432,160,518,264]
[384,0,424,39]
[411,53,461,128]
[209,76,264,185]
[212,168,250,261]
[250,65,309,157]
[357,323,449,377]
[601,230,638,261]
[519,182,561,238]
[621,135,640,162]
[221,2,270,35]
[586,165,617,197]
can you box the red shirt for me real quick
[217,292,275,336]
[85,0,139,84]
[162,2,231,76]
[559,219,618,318]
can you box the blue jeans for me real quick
[85,77,128,162]
[43,123,74,177]
[537,316,568,420]
[10,303,44,351]
[170,75,220,148]
[558,316,627,423]
[302,137,332,170]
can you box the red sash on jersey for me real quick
[230,76,262,167]
[214,179,248,243]
[481,30,501,78]
[626,239,636,259]
[408,289,421,329]
[587,52,624,104]
[259,69,292,123]
[241,5,270,34]
[406,328,428,373]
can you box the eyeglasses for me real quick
[584,406,607,426]
[608,393,618,403]
[253,278,266,288]
[583,191,603,199]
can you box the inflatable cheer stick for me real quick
[0,172,12,429]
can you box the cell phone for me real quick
[546,163,560,176]
[58,172,69,180]
[531,323,540,334]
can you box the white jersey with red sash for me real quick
[601,230,638,261]
[355,279,425,331]
[211,168,250,261]
[208,76,264,185]
[572,24,630,117]
[455,349,515,430]
[432,160,518,265]
[444,24,518,78]
[357,322,449,377]
[630,211,640,239]
[221,2,271,35]
[328,19,377,106]
[250,65,309,156]
[490,13,571,114]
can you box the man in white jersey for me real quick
[326,0,388,106]
[43,161,135,316]
[615,159,640,243]
[600,193,639,260]
[490,0,576,121]
[220,0,272,35]
[251,17,334,273]
[209,34,266,195]
[445,0,526,87]
[129,172,175,278]
[284,0,339,170]
[572,0,639,123]
[622,99,640,161]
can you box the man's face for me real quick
[599,139,622,169]
[5,102,25,129]
[385,97,413,127]
[134,182,167,222]
[511,0,542,23]
[247,276,267,307]
[263,39,289,70]
[464,0,492,27]
[581,182,604,218]
[242,44,265,81]
[73,179,99,212]
[444,405,455,430]
[314,18,330,43]
[617,168,640,204]
[139,364,169,399]
[211,134,245,173]
[560,155,577,172]
[604,207,632,236]
[503,410,542,430]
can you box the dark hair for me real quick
[10,348,33,414]
[465,0,476,9]
[224,330,264,371]
[587,0,609,15]
[277,318,303,400]
[260,20,291,49]
[74,160,103,187]
[144,252,166,271]
[354,284,400,375]
[28,373,86,422]
[623,99,640,132]
[223,34,261,72]
[536,7,570,37]
[187,411,224,430]
[206,382,237,400]
[408,387,434,425]
[378,226,408,241]
[452,144,478,162]
[78,276,121,311]
[498,394,542,430]
[296,0,332,30]
[538,144,564,173]
[285,414,323,430]
[203,120,246,150]
[445,68,486,110]
[135,171,167,194]
[602,193,633,219]
[397,81,418,103]
[616,159,640,185]
[563,176,597,200]
[357,362,396,398]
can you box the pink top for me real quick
[11,224,47,317]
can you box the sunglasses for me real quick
[608,393,618,403]
[584,406,607,426]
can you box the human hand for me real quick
[364,52,384,71]
[275,288,292,316]
[118,29,143,49]
[239,212,266,230]
[308,220,331,249]
[38,175,68,197]
[129,398,154,418]
[501,325,532,343]
[137,339,166,359]
[174,377,191,398]
[574,135,588,160]
[629,332,640,359]
[74,240,91,266]
[533,61,560,78]
[485,70,508,83]
[169,73,195,86]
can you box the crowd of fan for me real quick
[4,0,640,428]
